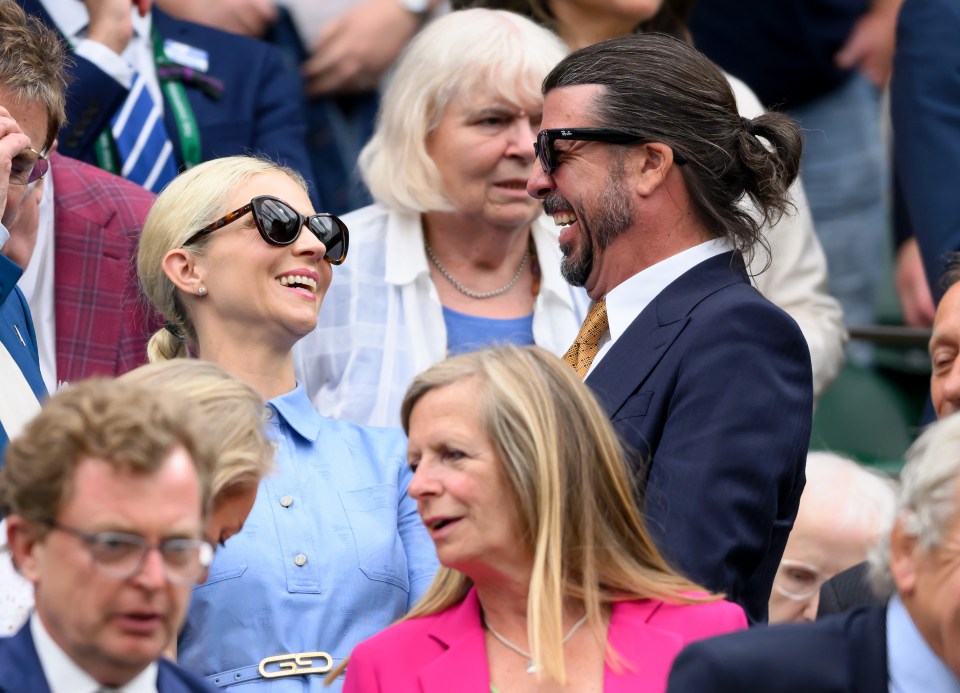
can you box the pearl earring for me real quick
[198,286,207,296]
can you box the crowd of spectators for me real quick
[2,0,960,691]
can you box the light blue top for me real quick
[888,595,960,693]
[178,384,438,691]
[441,306,535,356]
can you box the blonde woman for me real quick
[119,360,274,547]
[137,155,436,691]
[341,346,746,692]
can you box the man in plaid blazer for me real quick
[23,152,157,386]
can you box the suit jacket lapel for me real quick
[0,624,52,693]
[419,589,491,693]
[587,251,747,419]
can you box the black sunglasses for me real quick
[534,128,687,174]
[182,195,349,265]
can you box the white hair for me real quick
[359,8,567,213]
[803,451,897,540]
[869,412,960,595]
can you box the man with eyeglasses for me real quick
[527,33,813,626]
[0,378,218,692]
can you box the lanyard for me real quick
[95,25,202,174]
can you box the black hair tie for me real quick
[740,116,757,136]
[163,322,184,340]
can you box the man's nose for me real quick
[527,164,555,199]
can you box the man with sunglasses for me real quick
[0,2,60,451]
[528,34,813,625]
[1,1,158,397]
[1,378,219,692]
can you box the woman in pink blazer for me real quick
[339,346,746,692]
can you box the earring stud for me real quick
[198,286,207,296]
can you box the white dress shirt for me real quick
[17,171,57,391]
[589,237,733,377]
[31,613,159,693]
[38,0,163,109]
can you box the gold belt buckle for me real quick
[258,651,333,678]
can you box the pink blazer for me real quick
[343,587,746,692]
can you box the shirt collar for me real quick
[887,595,960,692]
[40,0,151,42]
[266,383,322,442]
[605,237,733,343]
[384,210,430,287]
[31,613,159,693]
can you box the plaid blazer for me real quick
[51,153,158,383]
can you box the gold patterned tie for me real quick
[563,298,608,378]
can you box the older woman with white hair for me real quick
[294,8,589,427]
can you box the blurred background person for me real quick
[1,359,274,635]
[137,155,437,689]
[892,0,960,304]
[342,345,746,692]
[468,0,845,401]
[769,452,896,624]
[0,378,217,691]
[295,9,590,427]
[19,0,315,202]
[686,0,897,356]
[151,0,449,214]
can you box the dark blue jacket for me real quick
[586,252,812,625]
[0,621,216,692]
[667,605,888,692]
[0,253,46,454]
[20,1,316,204]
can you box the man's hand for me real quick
[83,0,152,55]
[302,0,421,97]
[835,0,903,87]
[0,106,33,227]
[895,236,935,327]
[153,0,276,38]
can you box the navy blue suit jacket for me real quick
[891,0,960,297]
[0,254,46,453]
[586,252,812,625]
[666,605,889,692]
[20,1,316,204]
[0,622,215,693]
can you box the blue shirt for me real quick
[888,595,960,693]
[442,306,535,356]
[178,385,438,691]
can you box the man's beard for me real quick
[560,167,633,287]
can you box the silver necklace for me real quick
[425,241,529,300]
[484,612,588,674]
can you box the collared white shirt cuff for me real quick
[74,39,135,88]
